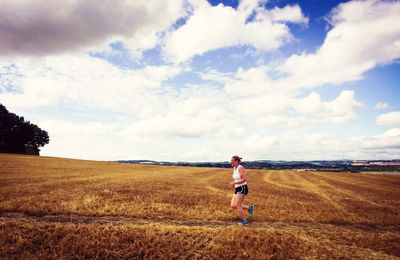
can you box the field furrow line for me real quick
[262,171,280,214]
[262,170,300,191]
[289,171,308,215]
[315,173,397,193]
[292,172,349,214]
[307,173,384,207]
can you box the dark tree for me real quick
[0,104,49,155]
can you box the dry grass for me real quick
[1,154,399,259]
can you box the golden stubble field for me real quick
[0,154,399,259]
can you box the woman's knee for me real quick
[231,204,238,209]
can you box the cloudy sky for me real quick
[1,0,399,162]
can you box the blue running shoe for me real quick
[249,204,255,217]
[237,219,249,226]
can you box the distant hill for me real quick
[115,159,400,172]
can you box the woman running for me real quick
[230,155,254,225]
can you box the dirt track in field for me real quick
[1,211,399,233]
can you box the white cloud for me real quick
[233,90,363,125]
[375,102,388,110]
[40,120,119,137]
[0,55,184,115]
[354,128,400,158]
[277,0,400,90]
[224,66,276,97]
[121,113,243,140]
[119,84,244,140]
[0,0,183,57]
[198,68,233,84]
[294,90,363,123]
[163,0,307,63]
[238,127,400,161]
[255,115,314,129]
[376,111,400,126]
[263,4,309,24]
[208,62,363,123]
[234,92,292,116]
[32,119,126,160]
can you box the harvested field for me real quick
[1,154,399,259]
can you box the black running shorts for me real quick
[234,184,248,196]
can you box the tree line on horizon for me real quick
[0,104,49,155]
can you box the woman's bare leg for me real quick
[231,194,238,208]
[235,194,246,220]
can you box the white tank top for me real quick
[232,165,247,188]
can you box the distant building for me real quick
[370,161,400,166]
